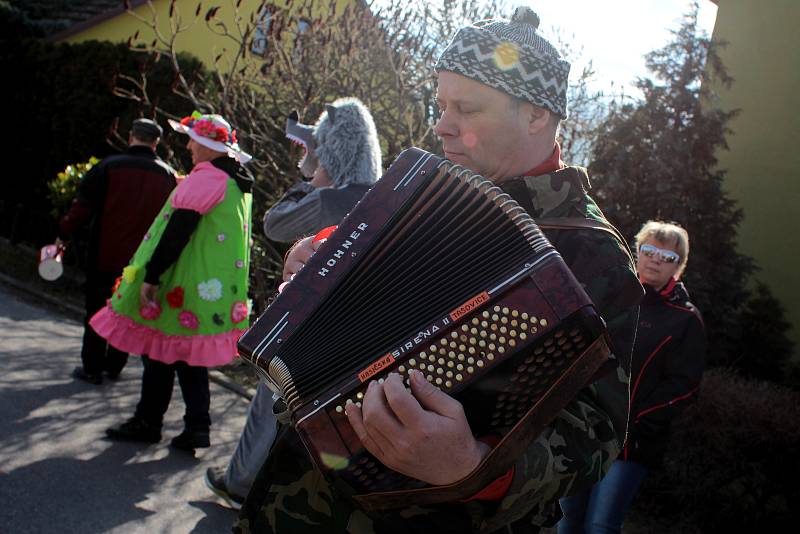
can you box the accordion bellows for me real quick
[238,148,610,509]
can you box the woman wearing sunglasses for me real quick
[558,220,706,533]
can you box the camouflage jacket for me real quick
[234,166,642,534]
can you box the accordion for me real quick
[238,148,611,510]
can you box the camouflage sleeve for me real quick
[480,228,642,531]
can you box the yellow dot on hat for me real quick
[493,42,520,71]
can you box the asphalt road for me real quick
[0,283,250,533]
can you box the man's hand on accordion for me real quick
[282,236,320,282]
[345,369,492,486]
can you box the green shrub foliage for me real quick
[630,368,800,531]
[588,3,794,376]
[0,34,203,247]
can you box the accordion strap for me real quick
[536,217,635,265]
[352,335,612,511]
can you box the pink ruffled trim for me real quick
[171,162,228,214]
[89,305,244,367]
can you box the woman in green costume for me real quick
[92,112,253,451]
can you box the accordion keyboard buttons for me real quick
[328,304,566,425]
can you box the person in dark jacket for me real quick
[59,119,177,385]
[557,220,706,534]
[204,97,383,509]
[263,97,382,243]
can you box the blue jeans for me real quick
[223,379,279,497]
[556,460,649,534]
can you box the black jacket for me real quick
[623,278,706,468]
[59,145,176,273]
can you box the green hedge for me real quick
[0,35,203,248]
[628,368,800,532]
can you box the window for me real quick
[250,7,272,56]
[292,18,311,63]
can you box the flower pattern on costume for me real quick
[235,259,244,269]
[197,279,223,302]
[166,286,185,308]
[122,265,139,284]
[231,301,248,324]
[140,301,162,320]
[178,310,200,330]
[217,233,226,242]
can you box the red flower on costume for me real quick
[166,286,185,308]
[111,276,122,294]
[178,310,200,330]
[140,301,162,320]
[231,301,248,324]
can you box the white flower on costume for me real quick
[198,278,223,301]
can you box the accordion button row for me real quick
[488,325,588,431]
[331,305,553,416]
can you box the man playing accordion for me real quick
[236,6,642,534]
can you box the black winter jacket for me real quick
[623,278,706,469]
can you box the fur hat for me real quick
[286,97,382,187]
[435,6,571,119]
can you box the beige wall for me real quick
[710,0,800,355]
[59,0,353,70]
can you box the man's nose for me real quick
[434,108,457,139]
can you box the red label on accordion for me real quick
[358,353,396,382]
[449,291,490,322]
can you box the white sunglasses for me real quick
[639,244,680,264]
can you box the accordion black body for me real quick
[238,148,611,509]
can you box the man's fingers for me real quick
[282,236,318,281]
[282,261,304,282]
[346,396,394,459]
[382,373,425,427]
[408,369,464,419]
[345,401,385,457]
[361,380,404,438]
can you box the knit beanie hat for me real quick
[435,6,571,119]
[286,97,382,187]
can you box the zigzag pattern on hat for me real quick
[435,14,570,118]
[444,34,568,93]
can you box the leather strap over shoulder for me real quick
[536,217,635,266]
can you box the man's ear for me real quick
[527,105,551,135]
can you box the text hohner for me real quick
[317,222,369,277]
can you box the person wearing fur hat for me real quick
[93,112,254,452]
[235,7,641,534]
[263,97,382,243]
[204,98,382,509]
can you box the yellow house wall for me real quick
[59,0,354,69]
[710,0,800,355]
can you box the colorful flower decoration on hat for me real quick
[179,310,200,330]
[198,278,223,301]
[179,111,238,145]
